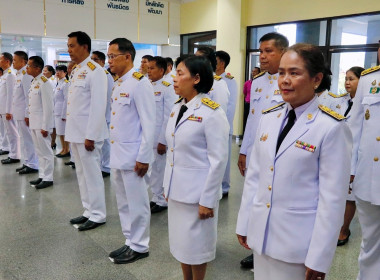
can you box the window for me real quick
[180,31,217,55]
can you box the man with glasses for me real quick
[66,31,108,231]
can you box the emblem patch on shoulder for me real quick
[132,72,144,80]
[87,62,96,71]
[41,76,48,83]
[201,98,220,109]
[361,65,380,76]
[213,75,222,81]
[162,81,171,87]
[318,104,345,121]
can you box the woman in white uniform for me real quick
[54,65,70,157]
[337,66,364,246]
[163,55,229,280]
[236,43,352,280]
[43,65,57,150]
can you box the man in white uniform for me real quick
[237,32,289,268]
[163,57,175,84]
[12,51,39,174]
[91,51,113,178]
[0,52,19,163]
[349,42,380,280]
[216,50,238,197]
[66,31,108,231]
[107,38,155,264]
[26,56,54,189]
[147,56,177,213]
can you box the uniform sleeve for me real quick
[236,116,263,235]
[41,82,54,131]
[158,86,177,146]
[86,68,107,140]
[226,79,238,134]
[22,75,33,118]
[61,82,69,119]
[5,73,15,114]
[240,80,256,155]
[134,81,155,164]
[105,73,114,124]
[212,80,230,114]
[305,122,352,273]
[349,78,365,175]
[199,108,229,208]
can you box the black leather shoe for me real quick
[150,201,157,209]
[78,220,105,231]
[64,161,75,166]
[30,178,42,186]
[151,204,168,214]
[70,216,89,225]
[1,157,20,164]
[0,150,9,155]
[19,166,39,175]
[35,181,53,189]
[222,192,229,198]
[16,165,27,172]
[56,152,70,158]
[102,171,110,178]
[240,254,254,269]
[113,248,149,264]
[109,245,130,258]
[337,230,351,246]
[71,164,76,169]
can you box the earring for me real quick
[314,85,318,89]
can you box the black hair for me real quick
[45,65,56,75]
[29,56,44,70]
[253,66,260,72]
[14,51,28,62]
[56,64,69,80]
[347,66,365,79]
[196,46,216,72]
[68,31,91,53]
[142,55,153,61]
[215,50,231,68]
[175,54,191,68]
[0,67,3,74]
[180,55,213,94]
[259,32,289,51]
[1,52,13,64]
[109,38,136,61]
[92,51,106,62]
[165,57,173,67]
[150,56,167,73]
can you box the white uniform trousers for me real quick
[71,142,106,223]
[17,120,39,169]
[2,116,20,159]
[149,149,167,207]
[0,115,9,151]
[254,251,306,280]
[30,129,54,181]
[222,134,232,193]
[112,169,150,253]
[356,197,380,280]
[69,143,75,163]
[100,137,110,173]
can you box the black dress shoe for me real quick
[16,164,27,172]
[0,150,9,155]
[70,216,89,225]
[30,178,43,186]
[113,248,149,264]
[78,220,105,231]
[337,230,351,246]
[64,161,75,166]
[150,201,157,209]
[109,245,130,258]
[102,171,110,178]
[1,157,20,164]
[222,192,229,198]
[19,166,39,175]
[56,152,70,158]
[240,254,254,269]
[35,181,53,189]
[151,204,168,214]
[71,164,76,169]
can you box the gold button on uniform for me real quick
[374,157,379,162]
[268,185,272,191]
[170,148,173,152]
[266,203,270,208]
[111,125,114,129]
[170,163,173,167]
[112,112,115,115]
[376,137,380,141]
[270,166,274,171]
[115,97,118,101]
[171,133,174,137]
[111,140,114,144]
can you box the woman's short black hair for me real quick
[347,66,365,79]
[45,65,55,75]
[180,55,213,94]
[196,46,217,72]
[56,64,69,80]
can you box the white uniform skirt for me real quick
[168,199,219,265]
[54,115,66,136]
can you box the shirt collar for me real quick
[286,95,317,121]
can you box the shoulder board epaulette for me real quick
[175,97,183,104]
[201,97,220,109]
[361,65,380,76]
[41,76,48,83]
[133,72,144,81]
[328,92,348,98]
[253,71,266,80]
[22,70,26,75]
[162,81,171,87]
[104,69,109,75]
[318,104,345,121]
[262,102,286,114]
[87,61,96,71]
[225,74,234,79]
[214,75,222,81]
[171,74,175,78]
[8,69,11,73]
[64,79,69,83]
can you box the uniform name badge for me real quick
[154,92,161,96]
[120,93,129,98]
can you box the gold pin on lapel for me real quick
[170,112,174,117]
[277,113,282,118]
[260,133,268,141]
[307,113,312,120]
[365,109,370,120]
[372,80,377,86]
[251,108,255,115]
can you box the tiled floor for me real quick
[0,141,360,279]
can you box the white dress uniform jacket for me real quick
[13,67,33,120]
[0,68,16,115]
[54,78,69,119]
[65,56,108,143]
[236,97,352,273]
[240,72,283,165]
[163,94,229,209]
[206,75,230,114]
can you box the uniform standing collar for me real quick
[151,77,164,85]
[286,95,317,120]
[77,55,91,68]
[119,67,135,82]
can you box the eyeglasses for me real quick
[107,53,126,60]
